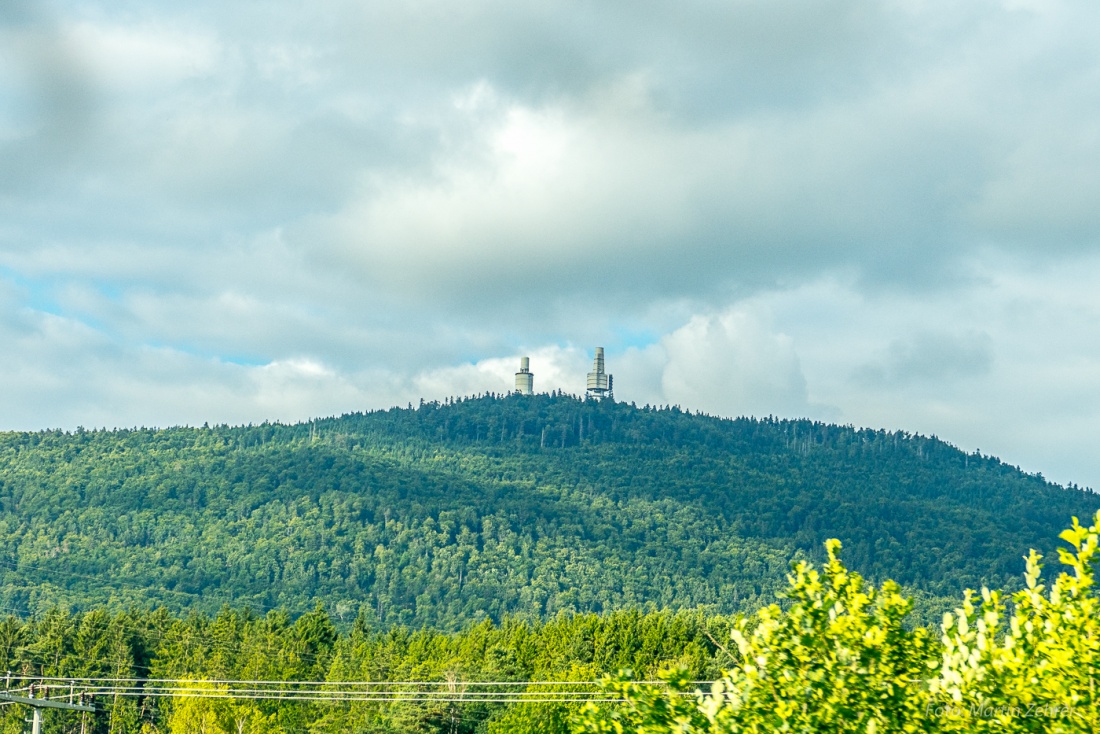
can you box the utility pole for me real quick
[2,685,95,734]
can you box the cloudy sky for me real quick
[2,0,1099,487]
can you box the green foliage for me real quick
[0,607,723,733]
[573,668,711,734]
[0,395,1093,627]
[1,513,1099,732]
[576,513,1100,733]
[715,539,935,732]
[925,515,1100,732]
[1,394,1098,730]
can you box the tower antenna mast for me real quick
[585,348,613,400]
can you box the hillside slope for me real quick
[0,394,1094,627]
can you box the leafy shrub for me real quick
[575,513,1100,732]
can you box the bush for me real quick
[575,513,1100,732]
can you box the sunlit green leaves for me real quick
[578,512,1100,733]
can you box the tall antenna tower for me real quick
[586,347,613,400]
[515,356,534,395]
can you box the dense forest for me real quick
[2,515,1098,733]
[0,393,1095,628]
[0,604,729,734]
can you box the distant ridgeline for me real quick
[0,394,1095,627]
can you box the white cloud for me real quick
[65,20,222,94]
[316,76,697,302]
[4,0,1100,492]
[659,311,809,418]
[608,309,810,418]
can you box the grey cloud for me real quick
[8,0,1100,316]
[745,267,1100,487]
[329,0,902,112]
[855,331,994,387]
[4,0,1100,492]
[0,3,98,191]
[305,81,999,319]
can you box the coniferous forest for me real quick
[0,603,730,734]
[0,394,1097,732]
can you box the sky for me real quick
[2,0,1099,488]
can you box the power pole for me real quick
[2,686,95,734]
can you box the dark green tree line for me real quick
[0,606,727,734]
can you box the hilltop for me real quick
[0,394,1094,627]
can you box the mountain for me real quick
[0,394,1094,628]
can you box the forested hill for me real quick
[0,394,1095,627]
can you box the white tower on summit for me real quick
[586,347,613,400]
[515,356,534,395]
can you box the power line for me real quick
[55,690,626,703]
[12,674,700,706]
[70,690,617,699]
[20,675,627,686]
